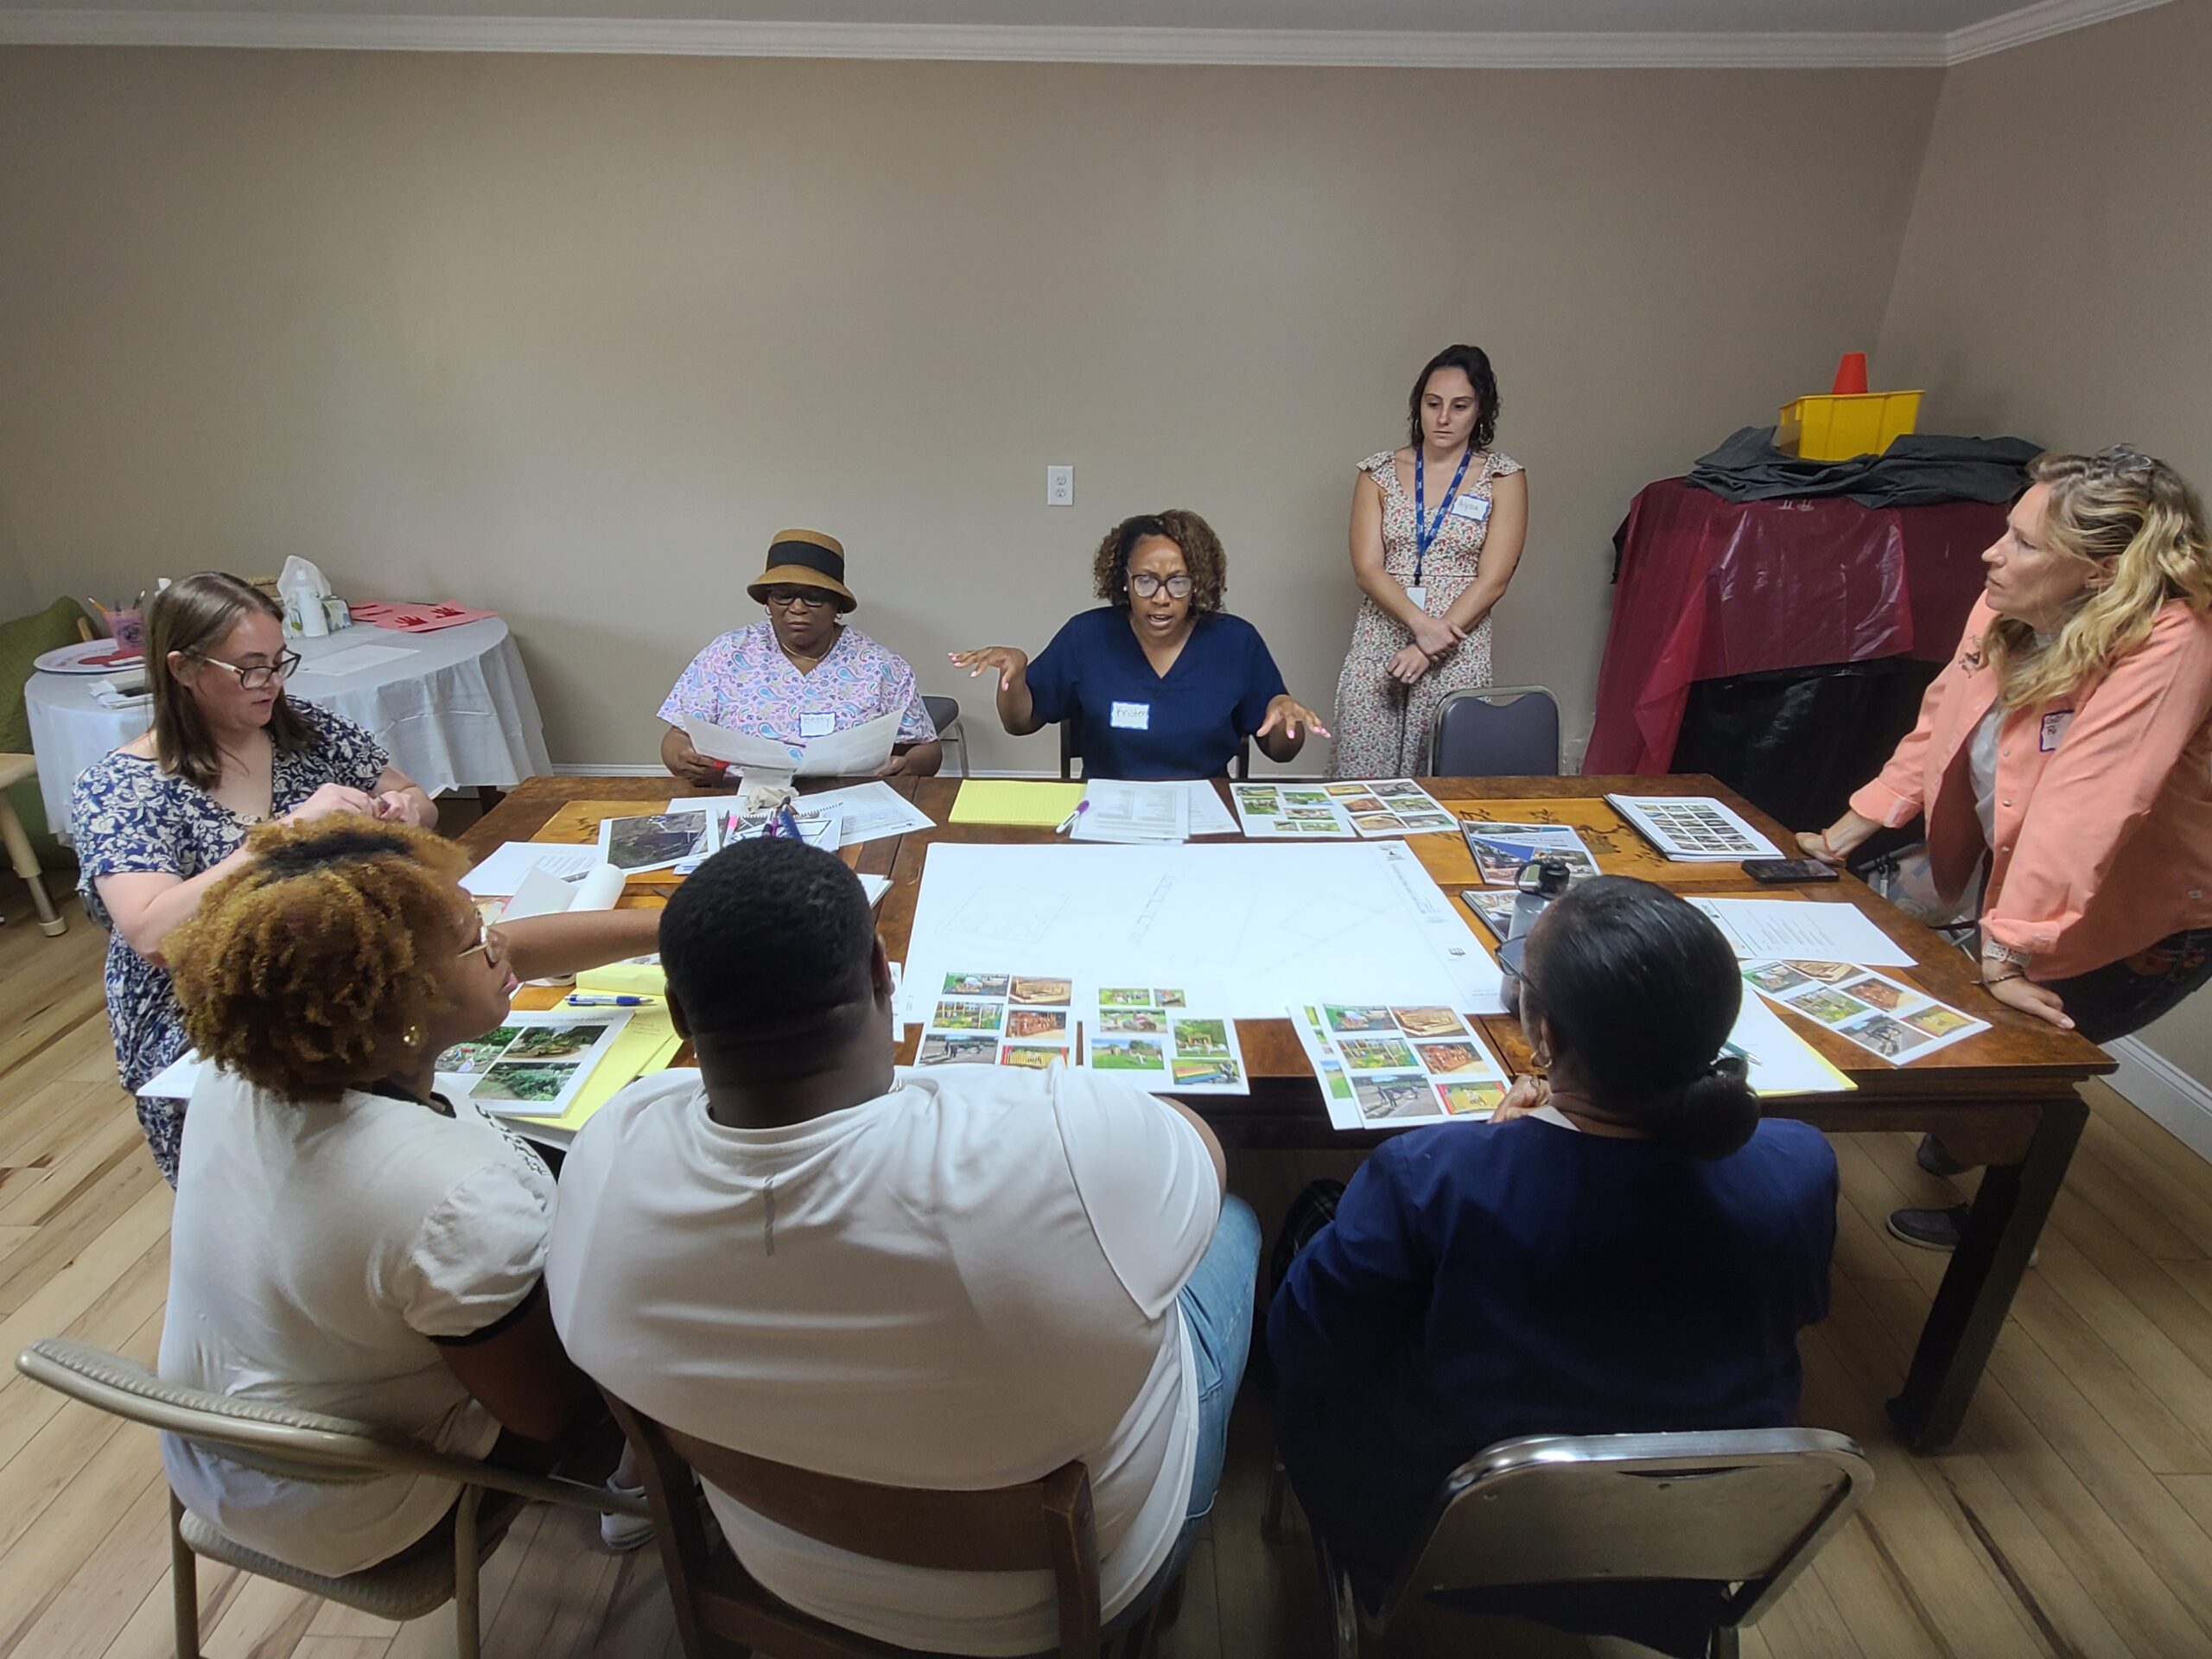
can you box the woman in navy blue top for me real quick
[1268,877,1836,1632]
[951,511,1329,779]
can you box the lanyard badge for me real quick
[1413,446,1477,587]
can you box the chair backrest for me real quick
[1382,1429,1872,1630]
[1059,718,1250,782]
[606,1393,1103,1659]
[921,695,960,738]
[16,1338,628,1515]
[1428,685,1561,778]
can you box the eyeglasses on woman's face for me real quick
[762,587,835,612]
[455,914,511,966]
[195,650,302,690]
[1128,573,1193,600]
[1497,932,1534,1018]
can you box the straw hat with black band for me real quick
[747,530,857,613]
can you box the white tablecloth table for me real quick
[24,617,552,842]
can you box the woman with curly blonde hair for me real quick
[951,510,1328,779]
[1802,447,2212,1249]
[156,817,658,1576]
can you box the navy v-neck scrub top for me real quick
[1024,607,1288,780]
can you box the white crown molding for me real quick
[0,10,1947,67]
[2107,1035,2212,1166]
[1944,0,2172,63]
[0,0,2172,69]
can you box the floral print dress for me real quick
[1329,448,1523,780]
[71,703,390,1185]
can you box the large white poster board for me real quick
[898,842,1504,1027]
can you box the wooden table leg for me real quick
[1887,1088,2088,1451]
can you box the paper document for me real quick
[1074,779,1191,843]
[950,780,1088,828]
[800,779,936,847]
[1689,897,1912,967]
[1607,795,1783,861]
[461,842,601,897]
[434,1009,633,1119]
[503,861,624,921]
[794,709,902,777]
[1290,1001,1509,1131]
[1085,987,1249,1095]
[861,874,892,907]
[598,809,713,874]
[917,971,1078,1071]
[142,1052,209,1101]
[577,956,666,995]
[1459,821,1602,886]
[1726,994,1855,1096]
[1743,960,1989,1064]
[300,643,418,677]
[1230,782,1357,839]
[1185,783,1240,837]
[683,714,799,772]
[505,1008,683,1147]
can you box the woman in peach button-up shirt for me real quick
[1804,448,2212,1250]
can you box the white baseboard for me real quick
[2107,1035,2212,1165]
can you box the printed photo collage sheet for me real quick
[1090,988,1250,1095]
[1741,960,1991,1064]
[916,975,1254,1094]
[1290,1001,1510,1130]
[1230,779,1458,840]
[920,973,1077,1071]
[434,1008,635,1117]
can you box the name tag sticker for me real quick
[1449,494,1491,522]
[1110,701,1151,731]
[2039,710,2074,752]
[798,711,836,739]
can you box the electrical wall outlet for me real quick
[1046,465,1074,506]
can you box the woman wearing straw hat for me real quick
[658,530,942,786]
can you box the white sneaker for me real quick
[600,1481,654,1552]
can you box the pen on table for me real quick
[566,994,652,1007]
[1055,801,1090,836]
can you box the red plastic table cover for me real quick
[1585,480,2003,775]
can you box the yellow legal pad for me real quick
[948,779,1089,828]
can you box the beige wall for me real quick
[0,48,1939,777]
[1876,0,2212,1084]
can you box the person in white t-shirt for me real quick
[545,838,1262,1656]
[156,817,661,1578]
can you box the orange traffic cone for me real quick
[1832,352,1869,395]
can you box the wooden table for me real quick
[464,772,2112,1454]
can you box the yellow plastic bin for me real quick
[1777,390,1923,461]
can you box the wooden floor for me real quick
[9,880,2212,1658]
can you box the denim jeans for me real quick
[1098,1193,1262,1637]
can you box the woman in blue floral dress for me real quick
[72,573,437,1184]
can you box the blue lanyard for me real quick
[1413,445,1476,585]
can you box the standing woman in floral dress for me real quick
[1329,345,1529,779]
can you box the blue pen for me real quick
[773,803,804,840]
[566,994,649,1007]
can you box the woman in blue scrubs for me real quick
[951,510,1329,779]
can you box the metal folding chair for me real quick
[1268,1427,1872,1658]
[1427,685,1561,777]
[922,695,969,779]
[16,1338,645,1659]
